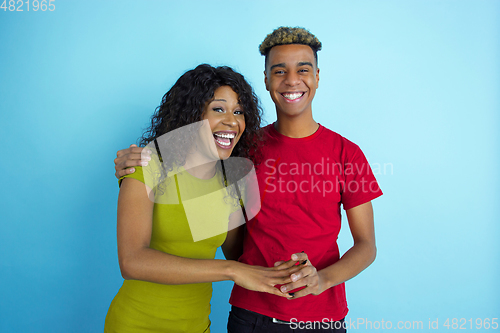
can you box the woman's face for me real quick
[202,85,246,160]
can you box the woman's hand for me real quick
[229,260,305,298]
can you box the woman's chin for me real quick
[216,148,234,160]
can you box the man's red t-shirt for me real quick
[229,123,383,322]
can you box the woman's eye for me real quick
[212,107,224,113]
[234,110,244,115]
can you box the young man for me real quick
[114,27,382,332]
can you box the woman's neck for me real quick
[183,157,217,179]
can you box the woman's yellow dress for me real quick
[105,165,239,333]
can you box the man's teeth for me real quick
[283,92,303,100]
[214,133,235,139]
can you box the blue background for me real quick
[1,0,499,332]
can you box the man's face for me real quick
[264,44,319,118]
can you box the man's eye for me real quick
[299,69,309,73]
[274,70,284,74]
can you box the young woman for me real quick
[104,64,299,333]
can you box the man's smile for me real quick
[281,92,306,102]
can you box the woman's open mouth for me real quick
[213,131,237,149]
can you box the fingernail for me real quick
[146,150,152,154]
[301,260,307,265]
[291,254,298,261]
[129,168,135,173]
[141,161,149,166]
[143,156,151,161]
[281,286,287,292]
[291,274,297,282]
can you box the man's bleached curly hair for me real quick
[259,26,322,67]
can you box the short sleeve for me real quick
[341,145,383,210]
[118,165,145,186]
[118,153,163,191]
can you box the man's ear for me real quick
[264,71,269,91]
[315,68,320,88]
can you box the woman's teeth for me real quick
[214,133,235,139]
[214,132,235,146]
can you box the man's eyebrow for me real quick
[269,63,286,71]
[269,62,313,71]
[298,61,313,67]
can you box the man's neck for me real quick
[274,112,319,138]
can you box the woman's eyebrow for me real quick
[212,99,227,102]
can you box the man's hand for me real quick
[275,252,328,299]
[114,144,151,179]
[276,202,377,299]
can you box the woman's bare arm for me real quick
[117,177,299,297]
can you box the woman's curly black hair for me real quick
[139,64,263,198]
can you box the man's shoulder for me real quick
[260,123,274,135]
[319,124,361,152]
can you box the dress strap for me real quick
[173,174,182,203]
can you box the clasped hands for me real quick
[273,252,328,300]
[233,252,327,300]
